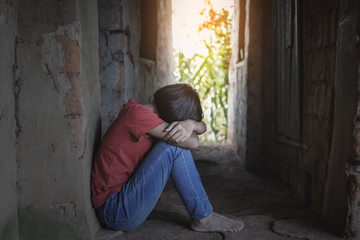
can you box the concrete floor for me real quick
[96,145,343,240]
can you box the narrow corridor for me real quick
[96,145,341,240]
[2,0,360,238]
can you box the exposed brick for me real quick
[55,31,84,152]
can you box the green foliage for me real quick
[174,5,232,143]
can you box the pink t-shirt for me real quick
[91,98,165,208]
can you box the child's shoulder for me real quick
[119,98,154,119]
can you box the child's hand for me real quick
[164,120,195,144]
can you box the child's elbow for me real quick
[191,138,199,149]
[185,135,199,149]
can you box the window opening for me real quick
[172,0,234,144]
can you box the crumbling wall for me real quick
[1,0,172,238]
[0,0,102,239]
[98,0,126,135]
[99,0,174,135]
[0,0,19,239]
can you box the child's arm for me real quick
[147,120,206,149]
[164,120,206,143]
[166,120,206,136]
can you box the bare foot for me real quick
[191,212,244,233]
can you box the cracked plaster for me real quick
[40,22,84,153]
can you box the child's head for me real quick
[153,83,203,123]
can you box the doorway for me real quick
[172,0,234,144]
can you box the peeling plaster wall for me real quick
[13,0,101,239]
[78,0,102,234]
[99,0,174,135]
[0,0,19,239]
[98,0,126,135]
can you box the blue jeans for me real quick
[95,141,213,231]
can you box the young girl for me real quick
[91,84,244,232]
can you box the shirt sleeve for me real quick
[124,104,165,140]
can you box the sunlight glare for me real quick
[172,0,233,58]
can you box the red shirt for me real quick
[91,98,165,208]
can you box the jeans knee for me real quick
[153,141,190,158]
[156,140,173,148]
[155,141,180,151]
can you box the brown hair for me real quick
[153,84,203,123]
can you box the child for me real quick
[91,84,244,232]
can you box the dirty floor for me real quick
[96,145,343,240]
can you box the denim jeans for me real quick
[95,141,213,231]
